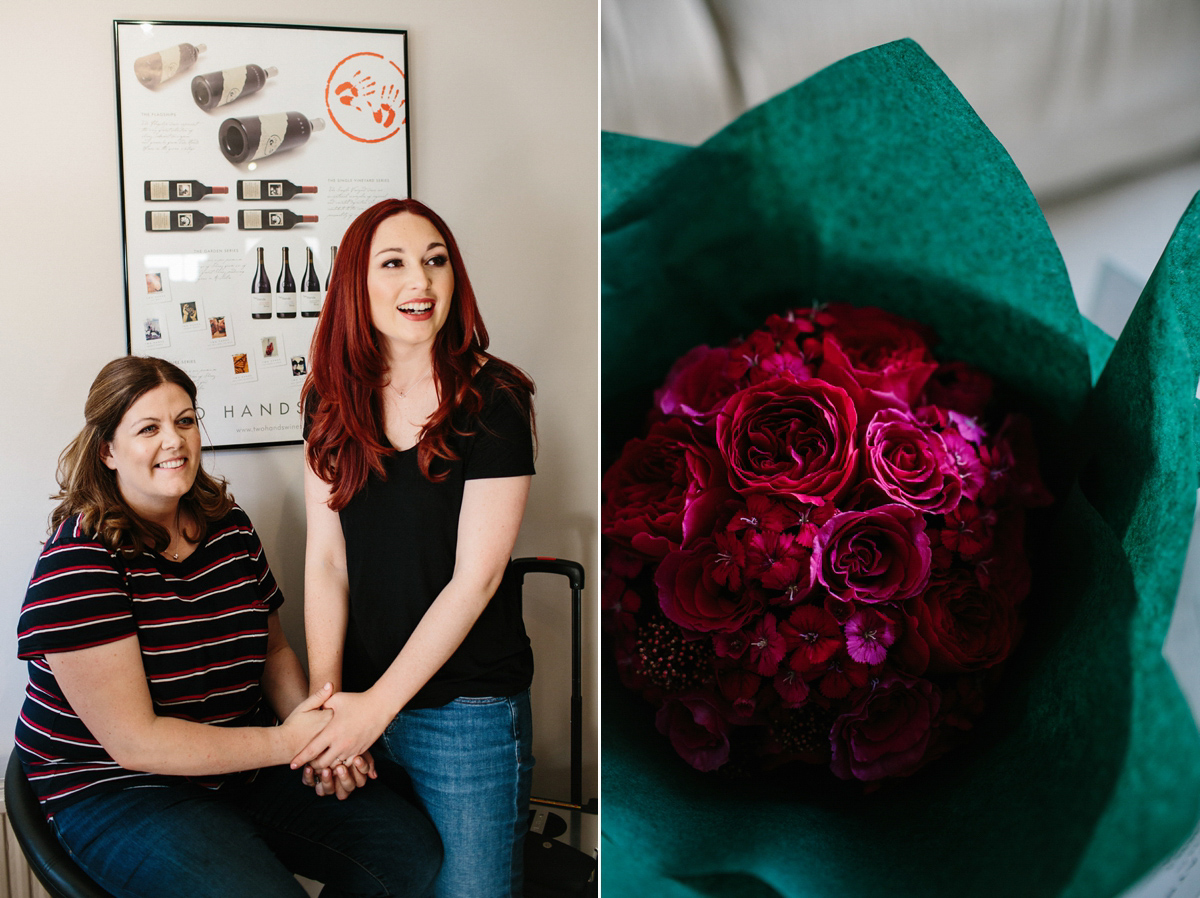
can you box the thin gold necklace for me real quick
[388,368,433,399]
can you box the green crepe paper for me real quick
[601,39,1200,898]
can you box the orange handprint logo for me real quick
[325,53,406,143]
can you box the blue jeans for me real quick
[50,764,441,898]
[377,690,534,898]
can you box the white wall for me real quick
[0,2,597,806]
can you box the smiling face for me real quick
[366,211,455,357]
[101,383,200,519]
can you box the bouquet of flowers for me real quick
[601,38,1200,898]
[603,302,1051,781]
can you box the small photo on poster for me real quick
[231,351,258,384]
[145,270,171,302]
[141,314,170,349]
[207,314,235,349]
[290,355,308,377]
[178,300,206,334]
[259,334,286,368]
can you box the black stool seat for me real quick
[5,749,115,898]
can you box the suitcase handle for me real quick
[509,557,585,591]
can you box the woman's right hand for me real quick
[279,682,335,757]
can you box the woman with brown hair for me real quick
[15,355,440,898]
[298,198,537,897]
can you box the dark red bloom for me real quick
[812,504,932,603]
[716,378,858,504]
[601,417,692,559]
[655,692,731,772]
[913,568,1019,673]
[829,673,941,780]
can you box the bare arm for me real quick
[47,635,332,776]
[304,456,350,694]
[292,474,531,771]
[261,611,310,719]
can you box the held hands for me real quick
[280,682,335,757]
[291,689,394,792]
[302,749,377,800]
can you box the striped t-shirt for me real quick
[15,505,283,818]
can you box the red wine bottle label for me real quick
[148,181,171,201]
[255,112,290,160]
[242,210,263,229]
[241,181,262,200]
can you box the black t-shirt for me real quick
[318,365,536,708]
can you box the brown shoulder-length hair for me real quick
[51,356,234,556]
[303,198,535,511]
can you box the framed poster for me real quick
[113,20,409,447]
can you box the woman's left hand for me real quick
[291,689,394,773]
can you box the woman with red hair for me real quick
[297,199,537,897]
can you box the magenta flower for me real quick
[812,504,932,603]
[844,608,898,665]
[864,407,963,513]
[744,614,787,676]
[655,344,739,421]
[780,604,842,673]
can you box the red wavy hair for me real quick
[303,198,535,510]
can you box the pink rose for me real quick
[830,673,940,780]
[716,378,858,504]
[864,408,963,513]
[812,505,932,603]
[655,692,731,772]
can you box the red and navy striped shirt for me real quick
[15,505,283,818]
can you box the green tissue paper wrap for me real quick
[601,39,1200,898]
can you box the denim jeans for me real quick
[50,764,441,898]
[377,689,534,898]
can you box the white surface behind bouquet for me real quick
[603,3,1200,894]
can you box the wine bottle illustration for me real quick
[237,180,318,201]
[145,210,228,232]
[251,247,272,320]
[192,64,278,110]
[325,245,338,290]
[134,43,206,89]
[300,247,322,318]
[219,112,325,164]
[238,210,319,230]
[276,247,297,319]
[144,180,228,201]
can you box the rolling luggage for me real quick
[510,557,598,898]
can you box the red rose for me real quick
[655,692,731,772]
[830,672,940,781]
[716,378,858,504]
[818,304,939,407]
[655,541,763,634]
[602,417,693,559]
[912,568,1019,673]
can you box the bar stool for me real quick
[4,749,114,898]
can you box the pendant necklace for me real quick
[389,368,433,399]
